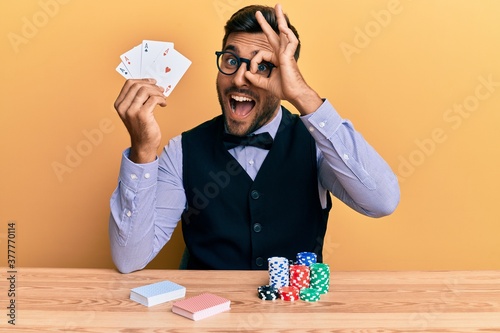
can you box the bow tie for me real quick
[222,132,274,150]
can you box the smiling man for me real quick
[110,4,400,272]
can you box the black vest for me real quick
[181,107,331,269]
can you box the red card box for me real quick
[172,293,231,321]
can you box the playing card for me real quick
[140,40,174,77]
[120,44,142,78]
[116,62,132,79]
[143,46,192,96]
[172,293,231,321]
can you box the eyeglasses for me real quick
[215,51,276,78]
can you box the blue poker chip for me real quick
[296,252,317,266]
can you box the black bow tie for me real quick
[223,132,274,150]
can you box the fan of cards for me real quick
[116,40,192,96]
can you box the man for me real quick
[110,4,400,273]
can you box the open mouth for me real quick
[230,95,256,118]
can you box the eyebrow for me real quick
[223,45,259,57]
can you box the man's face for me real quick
[216,32,280,137]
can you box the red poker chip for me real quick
[290,264,310,289]
[278,286,299,301]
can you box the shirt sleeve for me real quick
[109,136,186,273]
[300,99,400,217]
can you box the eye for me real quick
[257,63,269,73]
[225,56,238,68]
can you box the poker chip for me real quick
[258,253,331,303]
[296,252,317,266]
[278,286,299,301]
[257,285,279,301]
[268,256,289,288]
[289,264,310,290]
[309,263,330,294]
[299,288,321,302]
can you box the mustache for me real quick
[224,87,259,101]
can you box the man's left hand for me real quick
[246,4,323,115]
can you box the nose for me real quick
[231,62,250,87]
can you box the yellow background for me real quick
[1,0,499,270]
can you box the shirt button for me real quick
[308,126,315,132]
[130,174,138,180]
[319,121,326,128]
[251,190,260,200]
[144,173,150,179]
[126,210,132,217]
[343,153,349,160]
[255,257,264,267]
[248,159,254,165]
[253,223,262,233]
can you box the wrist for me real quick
[289,88,323,116]
[129,145,158,164]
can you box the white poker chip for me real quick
[268,257,289,288]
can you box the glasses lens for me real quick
[217,51,239,75]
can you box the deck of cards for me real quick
[172,293,231,321]
[130,280,186,307]
[116,40,192,96]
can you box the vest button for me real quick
[255,257,264,267]
[253,223,262,233]
[251,190,260,199]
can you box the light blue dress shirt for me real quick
[109,99,400,273]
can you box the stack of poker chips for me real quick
[257,252,330,302]
[299,287,321,302]
[289,264,310,290]
[278,286,299,301]
[267,256,290,288]
[257,285,279,301]
[296,251,317,266]
[309,263,330,294]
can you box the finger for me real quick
[274,4,289,34]
[255,6,298,60]
[115,78,158,107]
[255,10,280,51]
[116,80,164,116]
[126,84,166,114]
[279,27,298,59]
[249,50,276,73]
[143,94,167,110]
[274,4,299,56]
[244,71,269,91]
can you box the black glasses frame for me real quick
[215,51,276,78]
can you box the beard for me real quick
[216,81,280,137]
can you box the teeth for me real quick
[231,95,253,102]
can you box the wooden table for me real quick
[1,268,499,332]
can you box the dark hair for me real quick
[222,5,301,60]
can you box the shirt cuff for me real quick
[300,99,343,141]
[118,148,158,191]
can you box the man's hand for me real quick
[114,79,167,163]
[246,4,323,115]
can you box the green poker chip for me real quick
[299,288,321,302]
[309,263,330,295]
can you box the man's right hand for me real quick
[114,79,167,163]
